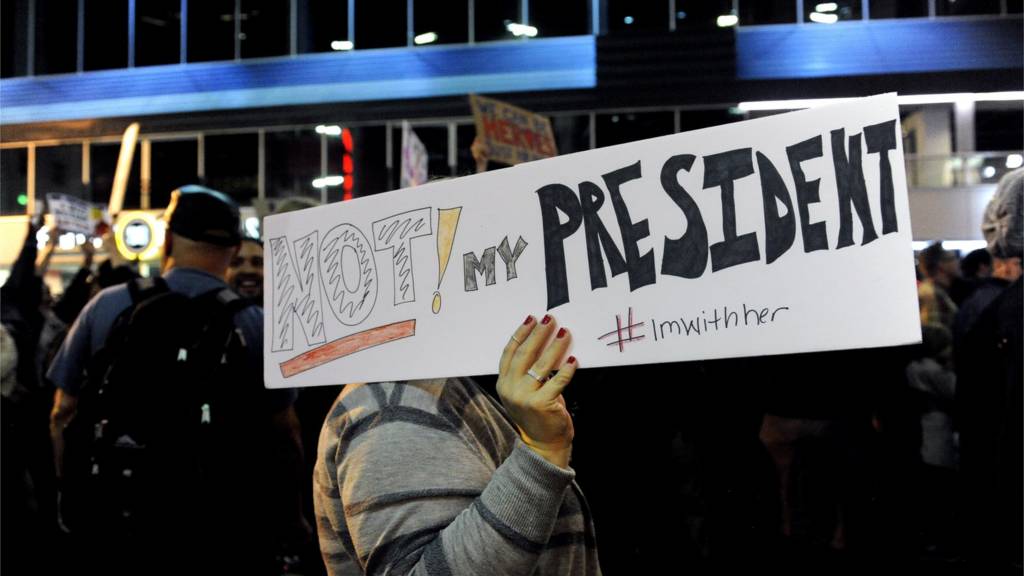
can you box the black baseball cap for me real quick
[163,185,242,247]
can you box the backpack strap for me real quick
[127,276,169,305]
[190,286,255,352]
[213,287,253,318]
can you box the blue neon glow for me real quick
[1,36,596,125]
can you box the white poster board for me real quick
[47,193,107,236]
[263,94,921,389]
[400,122,428,189]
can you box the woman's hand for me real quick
[497,314,577,469]
[471,137,489,174]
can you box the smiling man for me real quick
[227,237,265,304]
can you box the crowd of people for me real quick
[1,167,1021,574]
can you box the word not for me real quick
[463,236,528,291]
[652,303,790,340]
[270,207,435,353]
[537,120,899,309]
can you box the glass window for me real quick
[936,0,1001,15]
[36,145,85,202]
[90,142,141,208]
[266,129,321,201]
[740,0,797,25]
[188,0,235,62]
[2,0,24,78]
[474,0,518,42]
[596,111,674,148]
[678,108,743,133]
[456,123,478,176]
[136,0,181,66]
[354,0,406,48]
[297,0,349,53]
[35,0,77,75]
[1,148,29,215]
[804,0,861,21]
[1010,0,1023,14]
[414,0,468,45]
[325,132,346,202]
[84,0,128,70]
[532,0,589,37]
[608,0,666,34]
[205,133,258,204]
[869,0,928,18]
[551,114,591,155]
[349,125,388,197]
[975,106,1024,152]
[150,139,199,209]
[676,0,732,29]
[240,0,289,59]
[417,125,451,178]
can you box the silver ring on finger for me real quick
[510,334,523,345]
[527,368,548,383]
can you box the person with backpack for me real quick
[47,185,306,574]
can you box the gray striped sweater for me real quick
[314,378,601,575]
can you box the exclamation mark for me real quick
[432,207,462,314]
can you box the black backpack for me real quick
[62,277,260,538]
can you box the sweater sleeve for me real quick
[318,398,574,576]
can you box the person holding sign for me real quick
[314,315,600,575]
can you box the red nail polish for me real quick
[541,315,552,325]
[557,327,567,338]
[523,315,533,325]
[568,356,577,365]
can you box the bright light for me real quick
[737,91,1024,111]
[75,233,86,246]
[815,2,839,12]
[244,217,260,239]
[716,14,738,27]
[312,176,345,189]
[898,91,1024,105]
[91,237,103,249]
[944,240,988,252]
[809,12,839,23]
[506,23,538,37]
[17,194,27,206]
[1006,154,1023,169]
[35,226,50,249]
[623,15,634,25]
[315,124,343,136]
[912,240,989,252]
[414,32,438,45]
[982,166,997,179]
[330,40,354,51]
[58,232,76,250]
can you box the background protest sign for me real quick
[400,121,429,188]
[470,94,557,166]
[264,94,921,389]
[46,193,108,236]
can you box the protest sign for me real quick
[263,94,921,389]
[400,122,429,188]
[47,193,107,236]
[470,94,557,166]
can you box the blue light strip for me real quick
[1,36,596,125]
[737,17,1022,80]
